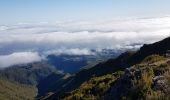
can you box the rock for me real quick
[153,76,168,92]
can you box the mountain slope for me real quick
[0,61,65,99]
[63,55,170,100]
[44,37,170,99]
[126,36,170,65]
[0,62,58,85]
[43,51,137,99]
[37,72,70,97]
[0,79,37,100]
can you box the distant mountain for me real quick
[44,37,170,99]
[47,49,122,74]
[47,55,87,73]
[0,62,60,85]
[0,61,65,99]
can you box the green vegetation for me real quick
[62,55,170,100]
[64,71,123,100]
[123,55,170,100]
[0,62,60,100]
[129,68,155,99]
[128,68,170,100]
[142,55,166,64]
[154,63,170,75]
[0,79,37,100]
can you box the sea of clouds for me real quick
[0,16,170,68]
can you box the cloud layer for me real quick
[0,52,42,68]
[0,17,170,54]
[0,16,170,67]
[44,48,95,56]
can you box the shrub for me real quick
[142,55,166,64]
[64,72,121,100]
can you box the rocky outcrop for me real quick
[153,76,167,92]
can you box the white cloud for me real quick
[44,48,95,56]
[0,16,170,67]
[0,16,170,54]
[0,52,42,68]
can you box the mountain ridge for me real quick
[44,36,170,99]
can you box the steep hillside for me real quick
[37,72,70,97]
[105,55,170,100]
[63,71,123,100]
[126,36,170,65]
[45,51,136,98]
[0,62,59,85]
[0,79,37,100]
[59,55,170,100]
[0,61,65,99]
[44,37,170,99]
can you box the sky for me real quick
[0,0,170,68]
[0,0,170,24]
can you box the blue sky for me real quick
[0,0,170,24]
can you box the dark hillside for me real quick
[45,37,170,99]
